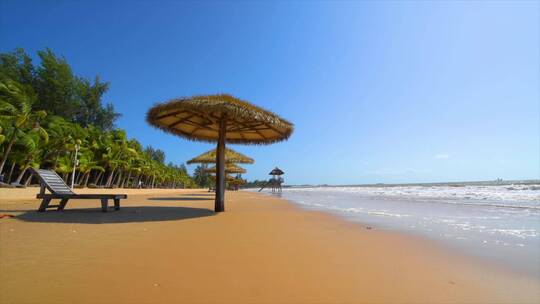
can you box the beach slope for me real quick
[0,188,538,303]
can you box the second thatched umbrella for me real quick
[187,147,254,165]
[205,163,247,174]
[147,94,293,212]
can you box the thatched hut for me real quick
[258,167,285,193]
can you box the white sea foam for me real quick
[281,184,540,208]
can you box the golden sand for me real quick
[0,188,538,303]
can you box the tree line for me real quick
[0,48,197,189]
[241,179,267,189]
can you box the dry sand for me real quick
[0,188,538,303]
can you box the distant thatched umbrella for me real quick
[209,174,246,190]
[228,177,246,186]
[147,94,293,212]
[205,163,246,174]
[208,174,238,183]
[190,151,249,191]
[187,148,254,164]
[269,167,284,176]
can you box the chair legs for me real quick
[58,198,69,211]
[38,197,121,212]
[101,198,108,212]
[38,198,52,212]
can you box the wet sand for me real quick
[0,188,538,303]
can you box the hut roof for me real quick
[146,94,294,145]
[269,167,284,175]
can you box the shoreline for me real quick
[255,190,540,281]
[254,186,540,280]
[1,188,539,303]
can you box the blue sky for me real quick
[1,1,538,184]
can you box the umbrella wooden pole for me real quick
[215,118,227,212]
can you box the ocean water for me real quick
[252,184,540,277]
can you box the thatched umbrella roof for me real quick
[269,167,284,175]
[205,163,246,174]
[146,94,293,144]
[187,147,254,164]
[228,178,246,186]
[208,174,238,182]
[147,94,293,213]
[209,174,245,186]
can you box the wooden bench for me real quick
[31,168,127,212]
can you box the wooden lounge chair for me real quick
[30,168,127,212]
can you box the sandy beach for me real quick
[0,188,539,304]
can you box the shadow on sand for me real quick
[147,197,211,201]
[12,206,215,224]
[180,193,214,197]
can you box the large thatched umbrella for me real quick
[205,163,246,174]
[187,147,254,164]
[147,94,293,212]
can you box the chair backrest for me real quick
[31,168,75,195]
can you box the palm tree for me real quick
[77,152,104,187]
[0,79,48,174]
[0,126,5,145]
[10,131,43,185]
[42,116,80,170]
[193,164,210,188]
[1,48,197,189]
[102,129,131,187]
[54,154,74,182]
